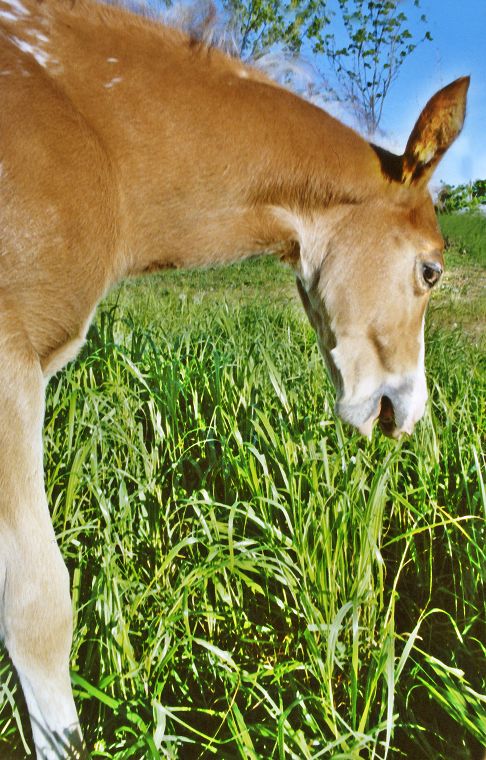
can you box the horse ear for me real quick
[402,77,470,186]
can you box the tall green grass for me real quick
[1,281,483,759]
[439,212,486,268]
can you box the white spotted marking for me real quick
[0,10,19,21]
[104,76,123,89]
[3,0,29,15]
[107,57,118,63]
[10,35,50,67]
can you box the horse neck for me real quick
[45,1,389,275]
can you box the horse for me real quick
[0,0,469,755]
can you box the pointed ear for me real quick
[402,77,470,186]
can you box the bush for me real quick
[436,179,486,213]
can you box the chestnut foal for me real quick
[0,0,469,754]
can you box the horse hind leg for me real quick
[0,316,85,758]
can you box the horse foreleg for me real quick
[0,324,84,759]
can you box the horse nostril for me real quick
[378,395,396,435]
[379,396,394,421]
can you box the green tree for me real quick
[221,0,429,134]
[324,0,431,135]
[223,0,331,58]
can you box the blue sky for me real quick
[351,0,485,188]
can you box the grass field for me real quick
[0,213,484,759]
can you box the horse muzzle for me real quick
[335,374,428,439]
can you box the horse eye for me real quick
[422,261,443,288]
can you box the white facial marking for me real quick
[331,313,428,438]
[331,343,379,406]
[398,317,427,434]
[360,420,375,440]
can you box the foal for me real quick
[0,0,468,755]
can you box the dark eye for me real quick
[422,261,443,288]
